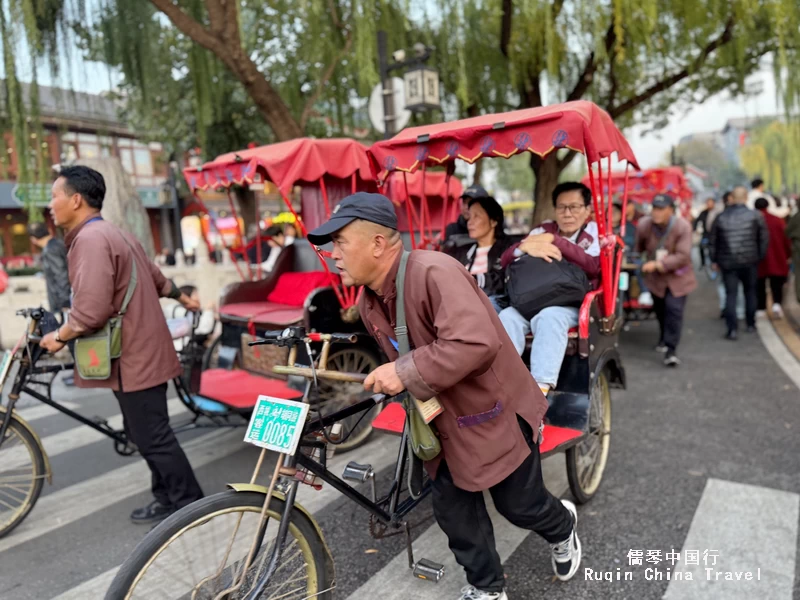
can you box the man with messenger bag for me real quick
[307,192,581,600]
[39,166,204,525]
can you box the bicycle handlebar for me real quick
[248,330,358,347]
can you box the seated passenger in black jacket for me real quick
[445,195,513,314]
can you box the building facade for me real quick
[0,83,178,265]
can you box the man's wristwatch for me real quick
[55,328,64,343]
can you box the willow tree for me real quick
[740,121,800,194]
[431,0,800,224]
[0,0,75,216]
[84,0,411,156]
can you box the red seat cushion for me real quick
[373,404,585,455]
[219,301,304,326]
[199,369,303,410]
[267,272,333,307]
[539,424,583,454]
[372,402,406,436]
[219,301,272,320]
[250,306,304,327]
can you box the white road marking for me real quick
[49,433,404,600]
[756,313,800,391]
[662,478,798,600]
[0,427,238,554]
[3,398,188,471]
[14,401,79,421]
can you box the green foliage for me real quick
[740,120,800,193]
[671,138,747,192]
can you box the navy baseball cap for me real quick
[307,192,398,245]
[461,184,488,199]
[651,194,675,209]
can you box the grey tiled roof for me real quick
[7,82,124,127]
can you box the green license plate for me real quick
[0,351,13,388]
[243,396,310,456]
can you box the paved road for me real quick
[1,279,799,600]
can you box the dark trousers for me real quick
[722,266,758,331]
[757,276,787,310]
[113,383,204,509]
[652,289,687,352]
[431,417,573,593]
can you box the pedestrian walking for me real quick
[635,194,697,367]
[709,186,769,340]
[38,166,204,524]
[693,197,716,268]
[308,192,581,600]
[754,197,791,318]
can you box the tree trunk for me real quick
[227,51,304,141]
[233,186,259,235]
[531,153,560,226]
[76,157,156,258]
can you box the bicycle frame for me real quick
[228,329,431,598]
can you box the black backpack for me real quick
[505,254,590,320]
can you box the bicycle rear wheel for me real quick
[106,490,334,600]
[0,415,46,538]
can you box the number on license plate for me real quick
[243,395,310,456]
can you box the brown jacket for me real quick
[635,216,698,298]
[66,216,181,392]
[359,250,548,492]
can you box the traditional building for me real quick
[0,83,178,265]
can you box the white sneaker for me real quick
[755,309,767,318]
[551,499,582,581]
[458,585,508,600]
[772,303,784,319]
[637,292,654,307]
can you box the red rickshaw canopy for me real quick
[183,138,374,196]
[583,167,693,203]
[367,101,639,179]
[385,170,464,235]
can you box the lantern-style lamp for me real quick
[404,65,440,113]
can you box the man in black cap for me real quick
[444,184,489,242]
[307,191,580,600]
[635,194,697,366]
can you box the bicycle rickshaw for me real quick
[184,139,463,450]
[0,305,257,538]
[107,100,638,599]
[582,167,694,321]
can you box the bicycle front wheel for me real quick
[106,490,334,600]
[0,415,46,538]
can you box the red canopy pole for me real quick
[190,189,247,281]
[439,172,452,241]
[226,189,254,281]
[421,165,433,245]
[319,176,332,218]
[619,166,631,240]
[403,172,417,249]
[351,172,357,194]
[606,156,613,236]
[280,190,349,309]
[254,185,262,280]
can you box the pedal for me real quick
[412,559,445,583]
[341,461,373,483]
[342,461,376,502]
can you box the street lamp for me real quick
[377,32,441,139]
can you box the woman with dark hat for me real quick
[447,195,513,314]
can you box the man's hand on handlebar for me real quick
[363,362,406,396]
[39,331,65,353]
[178,293,201,312]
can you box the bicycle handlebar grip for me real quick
[28,335,42,344]
[248,330,285,346]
